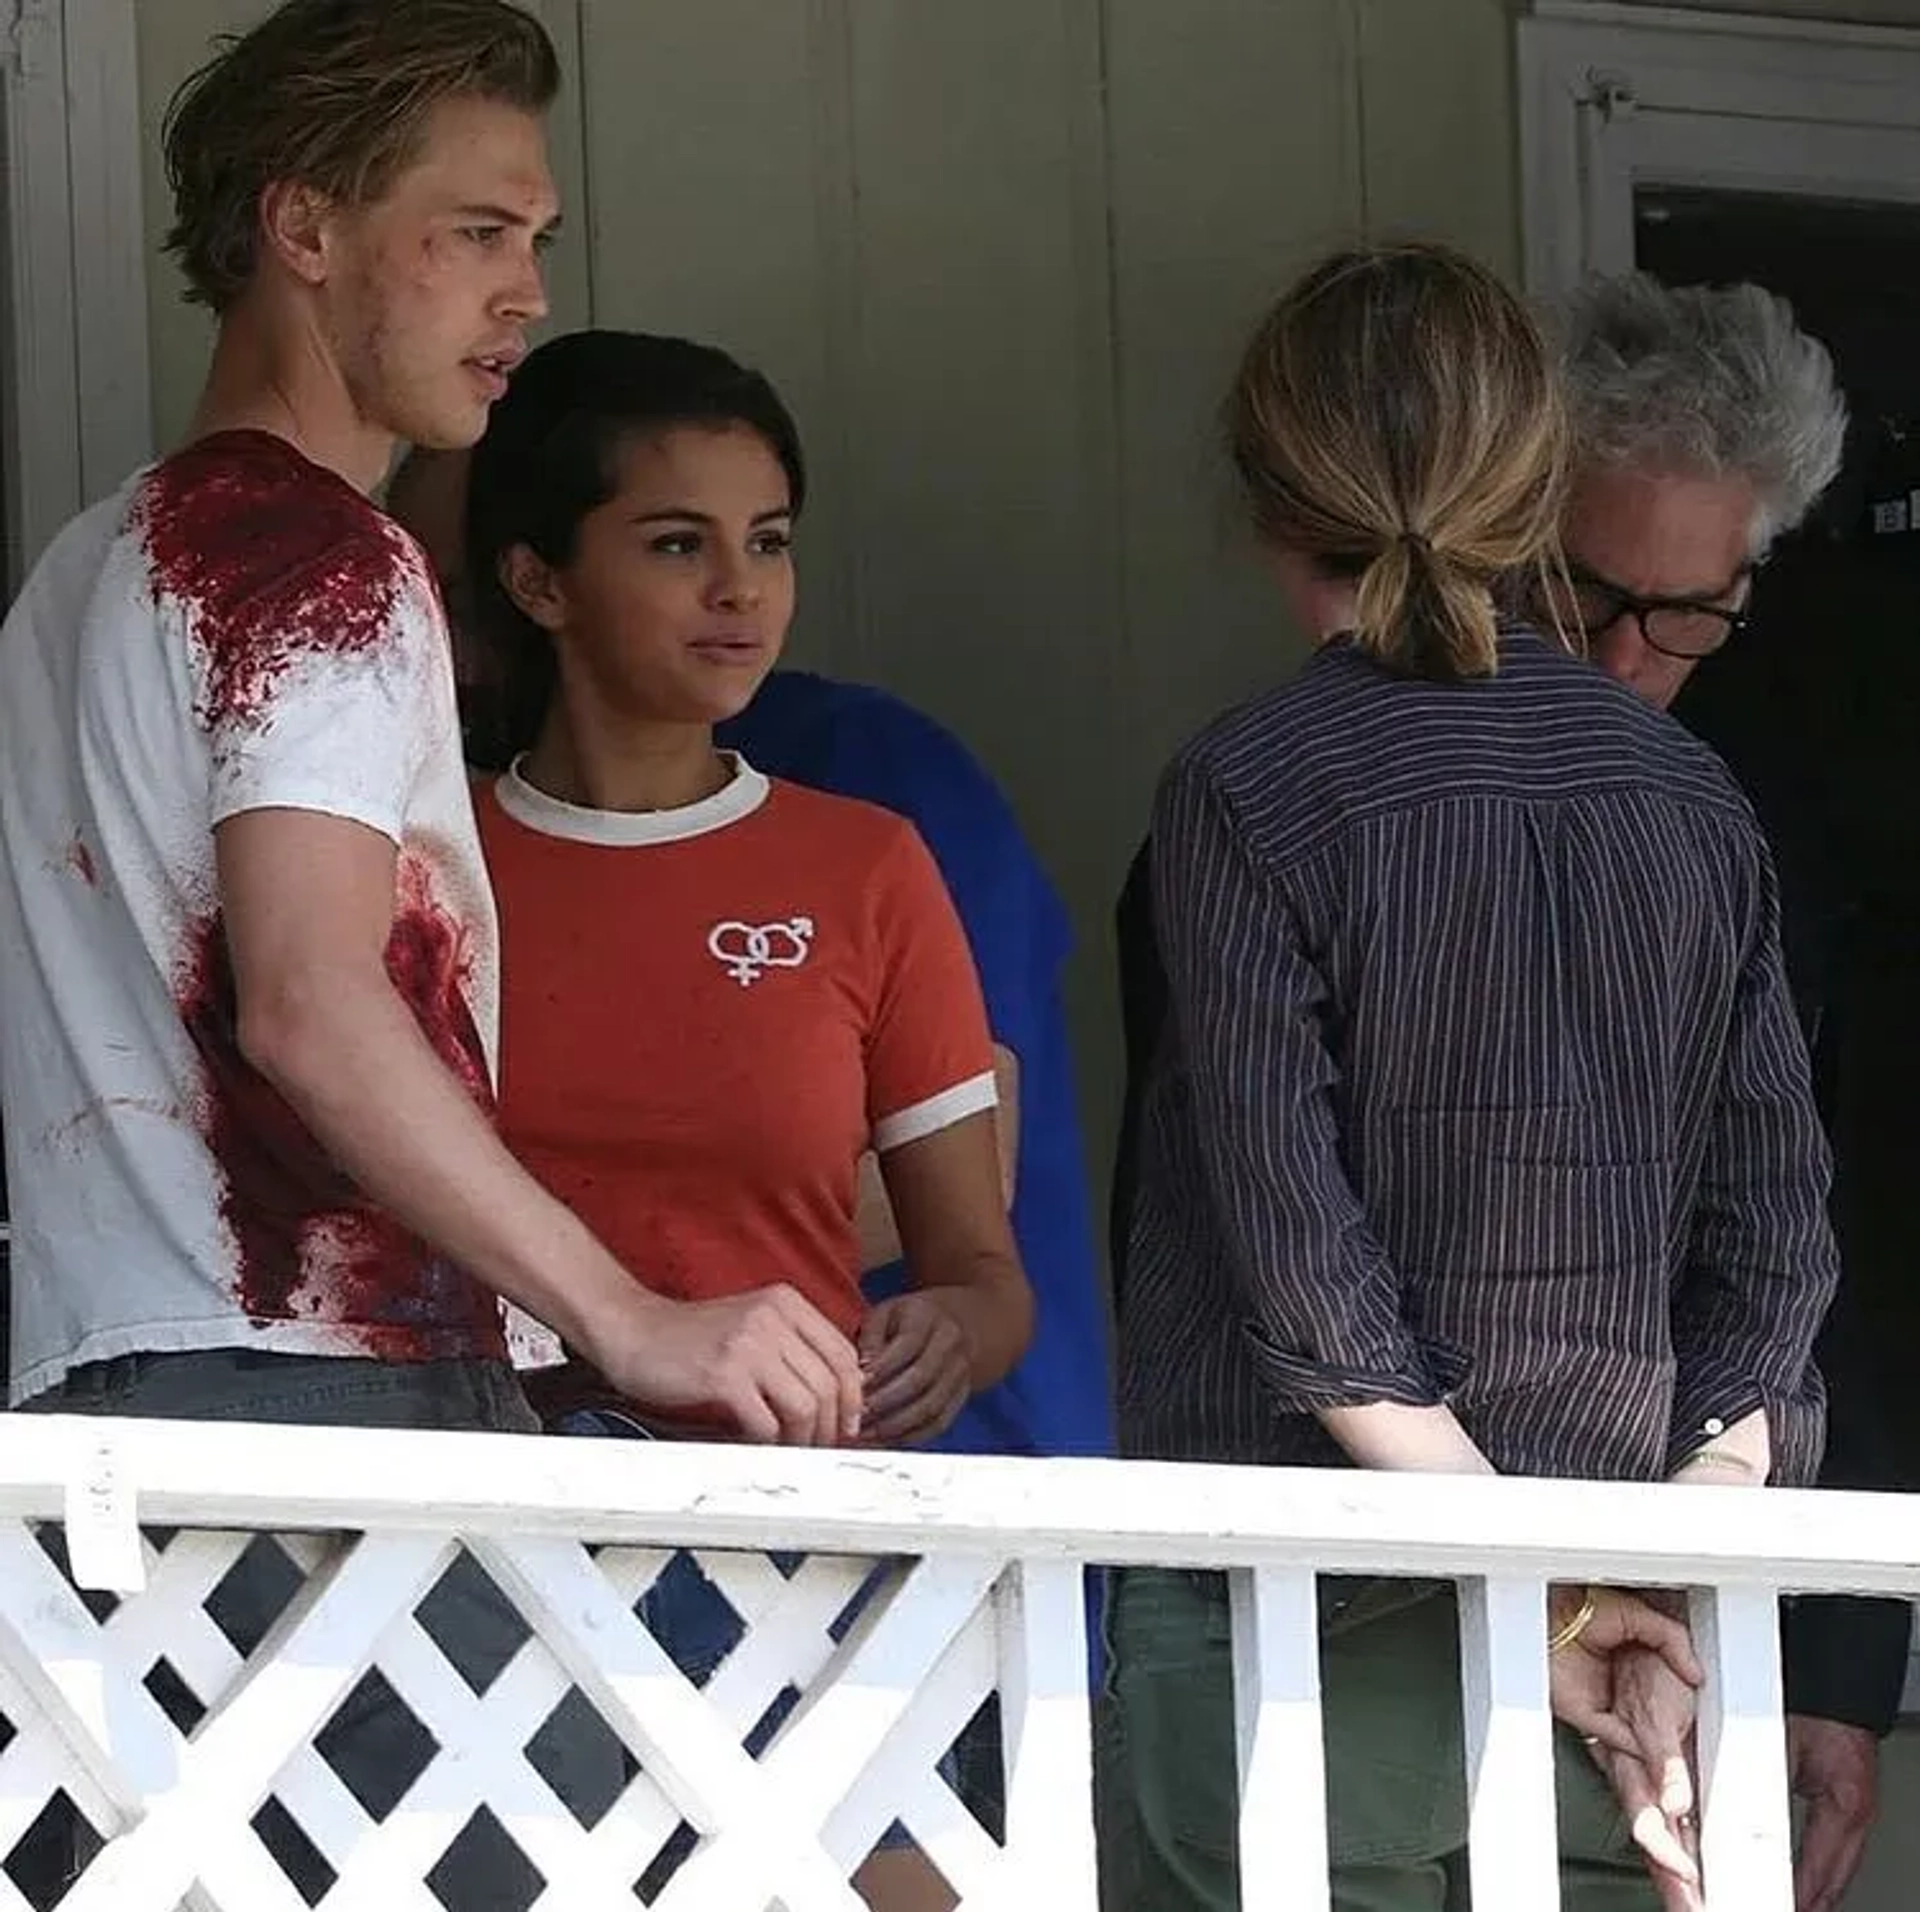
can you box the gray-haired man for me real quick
[1551,271,1891,1912]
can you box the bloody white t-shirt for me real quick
[0,430,555,1404]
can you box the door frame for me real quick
[2,0,150,584]
[1517,1,1920,301]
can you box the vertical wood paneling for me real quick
[1100,0,1364,819]
[578,0,1126,1168]
[533,0,594,339]
[576,0,860,667]
[136,0,256,455]
[1354,0,1521,273]
[837,0,1125,1128]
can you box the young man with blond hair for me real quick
[2,0,864,1443]
[0,8,862,1891]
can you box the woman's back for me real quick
[1111,237,1837,1912]
[1120,630,1831,1483]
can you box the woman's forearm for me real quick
[1668,1407,1770,1485]
[1319,1400,1497,1475]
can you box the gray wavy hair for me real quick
[1561,272,1848,555]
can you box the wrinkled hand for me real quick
[1591,1739,1703,1912]
[1789,1714,1879,1912]
[1549,1586,1702,1757]
[599,1283,863,1446]
[859,1293,973,1445]
[1602,1645,1703,1909]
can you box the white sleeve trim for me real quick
[872,1071,999,1153]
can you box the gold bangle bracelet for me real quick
[1548,1588,1598,1654]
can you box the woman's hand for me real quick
[858,1292,973,1444]
[1548,1585,1702,1757]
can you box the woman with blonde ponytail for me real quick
[1107,245,1836,1910]
[1222,242,1571,681]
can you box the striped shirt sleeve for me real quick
[1669,838,1838,1486]
[1151,753,1469,1414]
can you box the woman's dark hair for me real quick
[464,328,806,764]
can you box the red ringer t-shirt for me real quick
[476,756,998,1376]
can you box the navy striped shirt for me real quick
[1119,631,1838,1485]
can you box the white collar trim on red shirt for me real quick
[495,752,771,846]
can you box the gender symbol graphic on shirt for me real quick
[708,916,816,987]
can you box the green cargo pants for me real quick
[1103,1566,1657,1912]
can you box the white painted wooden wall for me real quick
[1,1416,1917,1908]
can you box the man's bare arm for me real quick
[217,807,861,1442]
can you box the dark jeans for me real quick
[17,1348,621,1907]
[24,1344,541,1431]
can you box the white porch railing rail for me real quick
[0,1414,1915,1910]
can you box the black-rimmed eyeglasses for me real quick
[1543,562,1754,660]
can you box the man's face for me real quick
[323,96,558,453]
[1558,464,1760,710]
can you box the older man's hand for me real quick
[1604,1645,1703,1911]
[1789,1714,1879,1912]
[1590,1737,1703,1912]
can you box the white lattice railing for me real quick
[0,1416,1915,1910]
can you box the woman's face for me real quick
[534,423,796,728]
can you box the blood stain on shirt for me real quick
[390,851,493,1108]
[64,833,97,887]
[135,431,417,732]
[173,856,496,1352]
[175,911,359,1321]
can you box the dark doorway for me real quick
[1636,186,1920,1488]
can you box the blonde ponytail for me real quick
[1352,535,1500,680]
[1227,244,1569,683]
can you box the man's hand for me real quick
[593,1284,862,1447]
[1788,1714,1879,1912]
[1613,1644,1699,1825]
[1605,1645,1703,1909]
[215,811,864,1440]
[858,1292,973,1445]
[1590,1740,1703,1912]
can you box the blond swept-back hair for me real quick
[1227,243,1571,683]
[163,0,560,313]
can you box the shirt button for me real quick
[1702,1418,1725,1437]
